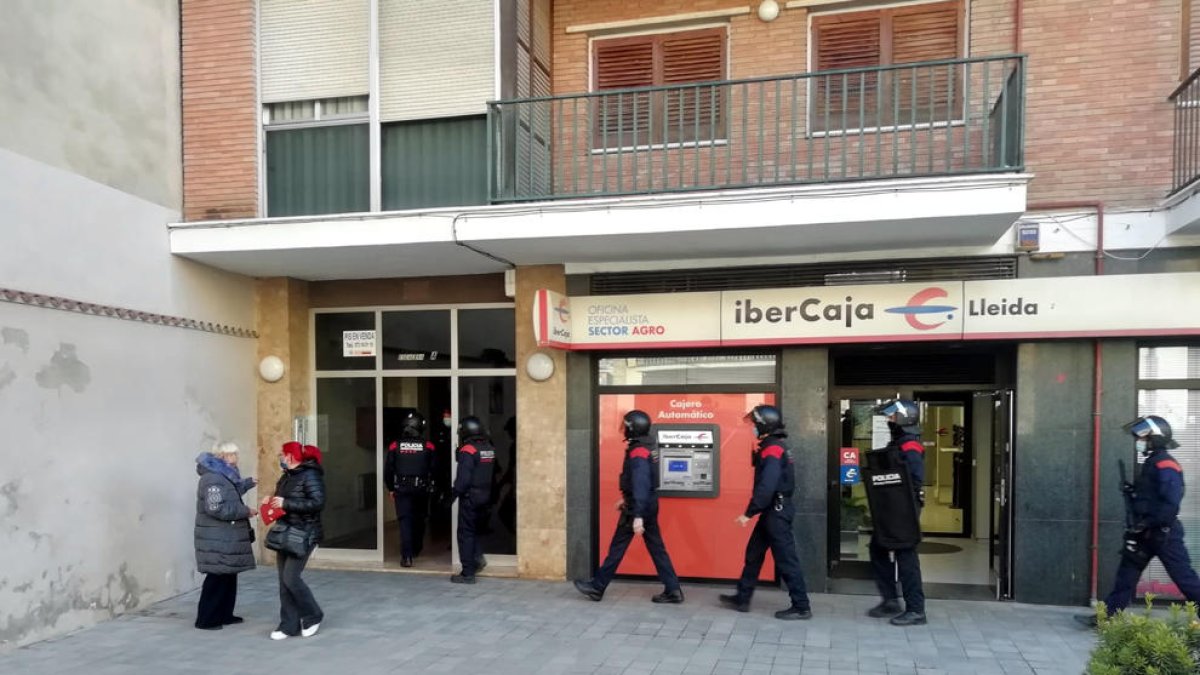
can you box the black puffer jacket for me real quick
[274,460,325,547]
[194,454,255,575]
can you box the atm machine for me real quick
[655,425,719,498]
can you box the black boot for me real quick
[450,574,475,584]
[651,589,684,604]
[867,599,904,618]
[401,556,413,568]
[889,611,927,626]
[573,579,603,602]
[1073,614,1099,629]
[718,593,749,612]
[774,606,812,621]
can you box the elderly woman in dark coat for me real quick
[194,441,257,630]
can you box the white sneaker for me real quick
[301,622,320,638]
[269,630,289,641]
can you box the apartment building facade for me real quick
[171,0,1200,610]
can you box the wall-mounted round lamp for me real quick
[525,352,555,382]
[258,355,286,383]
[758,0,780,22]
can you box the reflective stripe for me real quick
[1157,459,1183,473]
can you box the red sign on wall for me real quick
[839,447,860,466]
[598,392,776,581]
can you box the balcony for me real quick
[1166,66,1200,235]
[488,55,1025,202]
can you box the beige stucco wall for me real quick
[514,265,569,579]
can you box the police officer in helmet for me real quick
[1076,415,1200,627]
[383,410,435,567]
[867,399,927,626]
[449,416,495,584]
[719,404,812,620]
[574,410,684,604]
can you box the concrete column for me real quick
[254,278,311,551]
[514,265,569,578]
[781,347,830,591]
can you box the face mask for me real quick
[279,458,288,470]
[1136,439,1148,454]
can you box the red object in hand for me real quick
[260,503,286,525]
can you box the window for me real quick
[811,1,962,132]
[264,96,369,217]
[592,27,727,148]
[1136,346,1200,599]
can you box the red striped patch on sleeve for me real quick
[460,445,477,455]
[901,441,925,454]
[1157,459,1183,473]
[760,445,784,460]
[629,447,651,460]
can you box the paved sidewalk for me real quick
[0,569,1095,674]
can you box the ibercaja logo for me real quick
[884,287,957,331]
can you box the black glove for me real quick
[916,489,926,508]
[1121,482,1135,496]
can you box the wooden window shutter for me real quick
[661,28,726,143]
[812,12,882,131]
[892,1,961,124]
[594,37,655,146]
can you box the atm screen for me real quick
[656,424,720,497]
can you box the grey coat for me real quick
[194,456,256,575]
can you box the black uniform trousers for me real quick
[734,501,810,610]
[1104,521,1200,615]
[457,497,490,577]
[195,573,238,628]
[594,504,681,592]
[393,487,428,559]
[869,502,925,614]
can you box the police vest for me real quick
[392,438,431,478]
[753,434,796,496]
[619,437,660,500]
[462,438,496,499]
[862,439,922,550]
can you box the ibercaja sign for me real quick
[534,273,1200,349]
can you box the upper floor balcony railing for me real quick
[1171,67,1200,195]
[488,55,1025,203]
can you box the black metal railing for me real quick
[1170,67,1200,194]
[488,54,1025,202]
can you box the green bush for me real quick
[1087,597,1200,675]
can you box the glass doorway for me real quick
[828,387,1012,598]
[309,304,516,569]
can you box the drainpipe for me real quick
[1026,201,1105,602]
[1013,0,1024,54]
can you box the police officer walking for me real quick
[574,410,684,604]
[1076,415,1200,627]
[719,404,812,620]
[867,399,927,626]
[383,411,434,568]
[449,416,495,584]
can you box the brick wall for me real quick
[552,0,1185,209]
[182,0,258,221]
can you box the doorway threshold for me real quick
[828,577,996,601]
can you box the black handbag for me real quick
[265,523,311,558]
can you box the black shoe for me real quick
[450,574,476,584]
[774,606,812,621]
[476,556,487,572]
[889,611,927,626]
[195,624,223,631]
[573,579,604,602]
[651,589,684,604]
[222,616,244,626]
[719,593,749,612]
[1074,614,1100,629]
[867,599,904,618]
[401,556,413,568]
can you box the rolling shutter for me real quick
[893,2,961,124]
[260,0,369,104]
[662,29,725,143]
[812,11,882,130]
[379,0,494,122]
